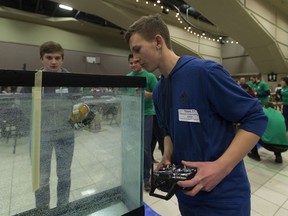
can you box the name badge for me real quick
[55,88,69,94]
[178,109,200,123]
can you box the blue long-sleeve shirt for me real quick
[153,56,268,215]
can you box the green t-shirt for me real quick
[280,86,288,105]
[254,81,270,104]
[261,107,287,145]
[127,70,158,115]
[246,81,254,89]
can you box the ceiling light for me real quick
[162,7,169,14]
[59,4,73,11]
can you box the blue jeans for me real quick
[35,134,74,208]
[144,115,153,180]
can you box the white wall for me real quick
[0,17,132,75]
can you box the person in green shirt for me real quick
[245,79,254,89]
[280,77,288,130]
[248,102,288,163]
[127,53,158,191]
[250,76,270,105]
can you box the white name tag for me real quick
[178,109,200,123]
[55,88,69,94]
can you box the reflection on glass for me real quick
[0,84,143,215]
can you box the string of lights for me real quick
[134,0,238,45]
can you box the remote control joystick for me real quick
[149,164,197,200]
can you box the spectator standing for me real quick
[151,114,165,163]
[280,77,288,130]
[238,77,246,88]
[250,76,270,105]
[127,53,158,191]
[33,41,78,210]
[274,83,282,111]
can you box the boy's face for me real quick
[129,56,142,73]
[129,33,160,72]
[41,52,63,72]
[250,77,256,83]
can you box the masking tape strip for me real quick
[32,70,42,192]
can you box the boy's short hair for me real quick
[128,53,133,61]
[40,41,64,59]
[124,14,172,50]
[281,77,288,85]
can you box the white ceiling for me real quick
[0,0,287,74]
[185,0,288,74]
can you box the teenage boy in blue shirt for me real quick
[125,14,267,216]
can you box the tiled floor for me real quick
[0,120,125,216]
[145,146,288,216]
[1,123,288,216]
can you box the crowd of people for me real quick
[237,76,288,164]
[237,76,284,111]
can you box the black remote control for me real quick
[149,164,197,200]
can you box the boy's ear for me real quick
[155,34,163,48]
